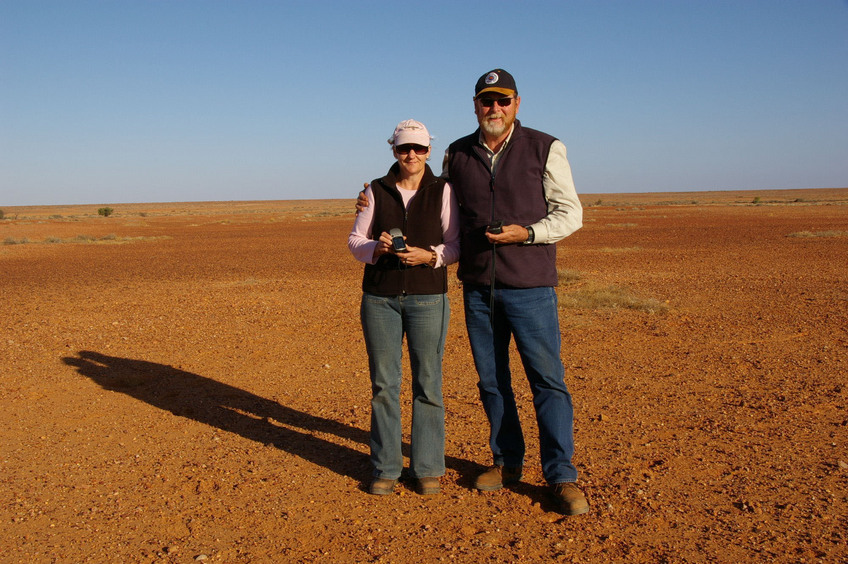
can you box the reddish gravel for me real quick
[1,189,846,563]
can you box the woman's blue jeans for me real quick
[361,292,449,480]
[463,285,578,484]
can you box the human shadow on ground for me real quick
[63,350,479,488]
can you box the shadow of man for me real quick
[63,350,477,487]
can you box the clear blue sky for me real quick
[2,0,847,206]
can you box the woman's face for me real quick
[393,143,430,178]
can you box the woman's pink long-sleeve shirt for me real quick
[347,183,460,267]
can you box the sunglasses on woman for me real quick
[478,97,514,108]
[395,144,429,155]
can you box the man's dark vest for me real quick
[362,163,448,296]
[447,120,558,288]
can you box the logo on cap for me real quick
[485,72,499,85]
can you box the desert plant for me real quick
[98,207,114,217]
[560,283,668,314]
[0,209,4,220]
[557,269,582,284]
[752,197,761,204]
[787,230,847,238]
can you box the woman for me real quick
[348,119,460,496]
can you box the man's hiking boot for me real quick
[552,482,589,516]
[474,465,523,491]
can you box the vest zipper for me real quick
[401,207,408,295]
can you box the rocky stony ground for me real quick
[2,189,846,562]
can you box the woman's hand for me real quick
[395,245,435,267]
[372,231,394,261]
[372,235,436,267]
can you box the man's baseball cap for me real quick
[474,69,517,99]
[387,119,432,146]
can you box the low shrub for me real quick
[560,283,668,314]
[557,269,582,284]
[786,230,847,238]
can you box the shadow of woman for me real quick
[63,350,476,486]
[64,350,375,482]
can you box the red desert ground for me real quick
[2,188,846,562]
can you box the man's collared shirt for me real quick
[442,125,583,244]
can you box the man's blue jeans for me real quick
[361,292,449,480]
[463,285,577,484]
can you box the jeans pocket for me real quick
[411,294,443,307]
[364,293,391,305]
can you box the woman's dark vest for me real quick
[362,163,448,296]
[447,120,558,288]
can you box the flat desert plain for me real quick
[1,188,846,563]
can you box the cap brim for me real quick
[475,87,516,98]
[393,131,431,146]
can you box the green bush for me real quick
[98,207,114,217]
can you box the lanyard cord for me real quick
[489,175,496,326]
[489,241,496,325]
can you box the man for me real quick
[358,69,587,515]
[447,68,587,516]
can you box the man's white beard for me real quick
[481,116,510,138]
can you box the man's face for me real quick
[475,93,521,139]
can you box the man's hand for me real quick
[355,183,370,214]
[486,224,530,245]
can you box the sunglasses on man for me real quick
[395,144,429,155]
[478,97,514,108]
